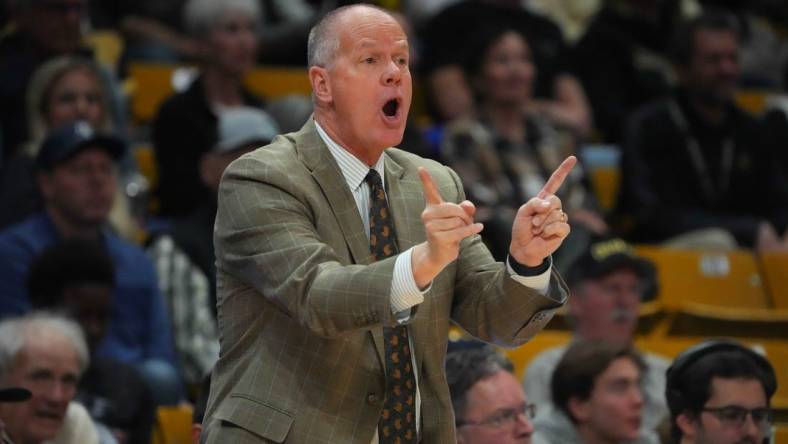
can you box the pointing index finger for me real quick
[418,167,444,205]
[538,156,577,199]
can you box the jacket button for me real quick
[366,393,381,405]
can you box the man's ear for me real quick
[568,396,591,423]
[676,411,698,440]
[309,66,332,105]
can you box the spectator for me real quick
[524,236,668,440]
[418,0,591,136]
[442,25,602,266]
[0,121,180,405]
[446,345,535,444]
[571,0,691,144]
[0,56,135,238]
[151,0,268,218]
[0,312,99,444]
[0,386,31,444]
[147,107,277,384]
[27,239,156,444]
[666,339,776,444]
[617,10,788,251]
[533,340,651,444]
[0,0,91,160]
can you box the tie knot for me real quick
[365,169,383,190]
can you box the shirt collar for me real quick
[314,119,386,192]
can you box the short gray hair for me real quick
[445,344,514,421]
[183,0,262,38]
[307,4,393,68]
[0,312,90,380]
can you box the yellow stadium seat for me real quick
[127,63,312,123]
[635,246,770,310]
[734,89,773,116]
[588,165,620,212]
[503,331,572,380]
[760,253,788,309]
[151,405,194,444]
[83,30,124,72]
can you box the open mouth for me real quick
[383,98,399,117]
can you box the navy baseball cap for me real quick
[36,121,126,170]
[0,386,31,402]
[567,236,658,299]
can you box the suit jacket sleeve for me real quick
[442,166,568,347]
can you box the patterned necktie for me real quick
[365,169,417,444]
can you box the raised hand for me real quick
[411,167,483,288]
[509,156,576,267]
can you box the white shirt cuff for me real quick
[391,247,428,318]
[506,257,551,295]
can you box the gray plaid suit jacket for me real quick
[201,119,569,443]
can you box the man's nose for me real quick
[382,60,402,85]
[741,412,762,439]
[514,412,534,436]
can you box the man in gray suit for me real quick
[202,4,574,443]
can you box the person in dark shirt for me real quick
[618,10,788,250]
[26,238,156,444]
[151,0,268,218]
[571,0,685,144]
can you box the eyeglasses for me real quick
[701,406,773,429]
[456,403,536,429]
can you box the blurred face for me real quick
[457,370,534,444]
[684,29,740,104]
[62,284,112,352]
[572,357,644,443]
[26,0,85,54]
[38,147,117,229]
[0,334,80,444]
[478,31,535,107]
[311,8,412,163]
[679,378,769,444]
[571,269,642,344]
[207,10,259,77]
[46,68,104,130]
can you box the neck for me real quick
[46,207,102,240]
[483,102,525,143]
[687,91,728,126]
[202,66,245,107]
[576,424,621,444]
[314,112,383,166]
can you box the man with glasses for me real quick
[666,339,776,444]
[446,344,536,444]
[533,339,652,444]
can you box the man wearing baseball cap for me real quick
[523,236,669,441]
[0,121,181,405]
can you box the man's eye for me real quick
[364,57,375,64]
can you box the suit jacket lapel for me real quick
[295,119,372,266]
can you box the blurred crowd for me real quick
[0,0,786,443]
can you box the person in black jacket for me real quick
[617,10,788,251]
[152,0,268,218]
